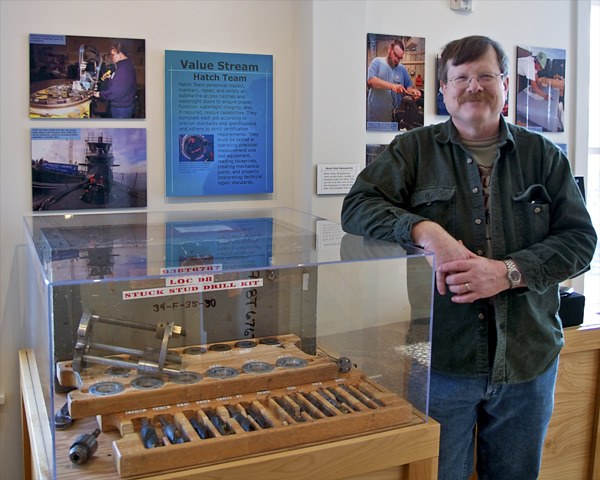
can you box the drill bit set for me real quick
[106,376,411,477]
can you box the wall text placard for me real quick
[317,164,361,195]
[165,51,273,196]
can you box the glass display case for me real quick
[23,208,434,479]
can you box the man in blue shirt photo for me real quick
[366,38,422,128]
[94,42,137,118]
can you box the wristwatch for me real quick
[503,259,522,289]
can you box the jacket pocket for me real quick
[512,184,551,247]
[411,187,456,234]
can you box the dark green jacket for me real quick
[342,117,597,383]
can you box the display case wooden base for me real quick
[20,348,440,479]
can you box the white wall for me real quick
[0,1,589,479]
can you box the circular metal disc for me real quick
[275,357,308,368]
[205,366,239,379]
[242,361,274,374]
[130,376,165,390]
[259,337,281,345]
[157,322,174,371]
[89,381,125,396]
[171,371,202,384]
[235,340,257,349]
[208,343,232,352]
[183,346,206,355]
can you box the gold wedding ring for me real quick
[465,283,471,292]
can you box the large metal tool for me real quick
[72,312,186,376]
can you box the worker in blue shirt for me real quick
[94,42,137,118]
[366,38,421,126]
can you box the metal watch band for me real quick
[503,259,521,289]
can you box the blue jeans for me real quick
[429,357,558,480]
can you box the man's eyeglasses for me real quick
[389,48,403,62]
[447,72,504,88]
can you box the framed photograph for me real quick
[29,34,145,119]
[516,45,565,132]
[31,128,147,211]
[366,34,425,132]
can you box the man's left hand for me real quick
[437,252,511,303]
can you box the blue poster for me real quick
[165,50,273,196]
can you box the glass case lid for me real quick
[24,208,432,285]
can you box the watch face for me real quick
[508,270,520,282]
[504,260,521,287]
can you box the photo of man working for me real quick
[516,45,565,132]
[366,35,423,131]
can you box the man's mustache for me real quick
[458,92,493,104]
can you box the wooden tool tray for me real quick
[106,376,412,477]
[57,334,339,419]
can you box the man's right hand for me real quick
[411,221,473,295]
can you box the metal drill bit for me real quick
[158,415,187,444]
[189,416,212,439]
[289,393,320,419]
[205,409,233,436]
[357,385,385,406]
[225,405,254,432]
[140,418,162,448]
[317,388,351,413]
[302,392,336,417]
[243,402,272,429]
[339,383,377,409]
[273,397,305,422]
[327,387,360,411]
